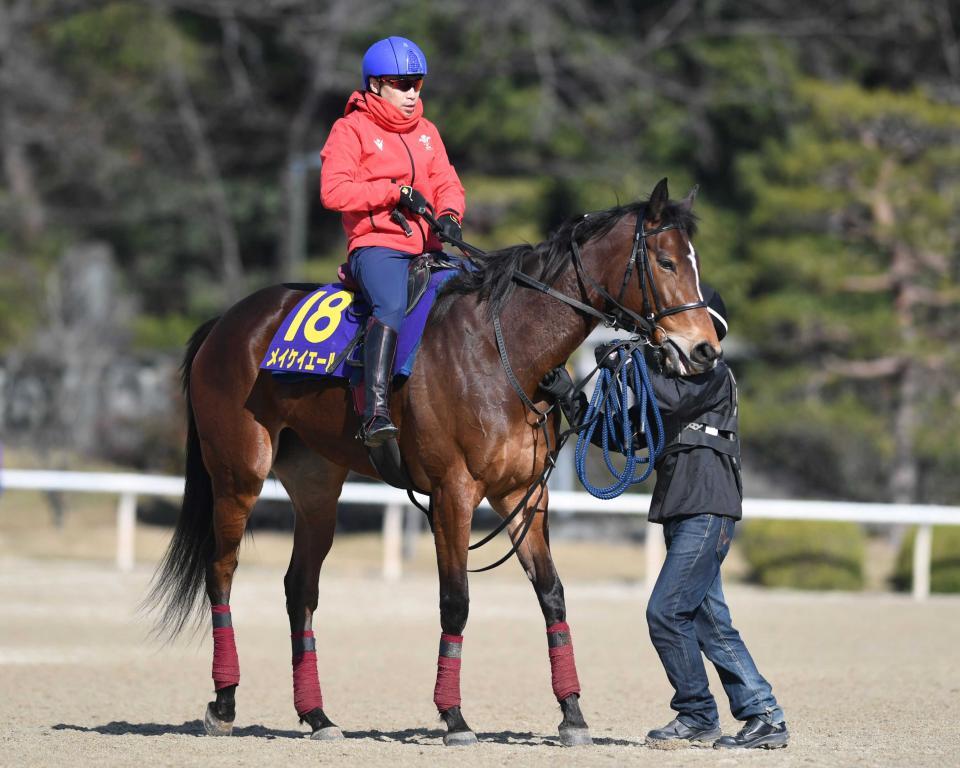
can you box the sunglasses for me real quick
[378,76,424,93]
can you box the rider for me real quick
[320,36,465,447]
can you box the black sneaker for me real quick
[714,716,789,749]
[645,718,722,748]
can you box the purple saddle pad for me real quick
[259,269,458,380]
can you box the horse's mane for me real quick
[433,199,698,321]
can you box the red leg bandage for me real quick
[547,621,581,701]
[433,633,463,712]
[211,604,240,690]
[292,630,324,714]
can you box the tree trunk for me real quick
[0,1,46,242]
[161,12,245,301]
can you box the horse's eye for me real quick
[657,258,676,272]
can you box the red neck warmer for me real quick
[345,90,423,133]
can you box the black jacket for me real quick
[645,359,742,523]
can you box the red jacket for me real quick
[320,91,466,255]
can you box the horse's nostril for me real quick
[692,342,718,365]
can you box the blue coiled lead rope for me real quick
[574,343,666,499]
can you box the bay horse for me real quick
[147,178,720,746]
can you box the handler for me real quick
[638,286,788,750]
[541,284,788,750]
[320,36,465,447]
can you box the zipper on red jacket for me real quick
[398,134,426,251]
[398,135,416,184]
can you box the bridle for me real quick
[508,211,705,348]
[574,211,706,337]
[467,210,709,570]
[486,209,708,425]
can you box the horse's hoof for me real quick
[203,703,234,736]
[559,726,593,746]
[443,730,478,746]
[309,726,344,741]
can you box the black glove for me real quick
[541,367,593,428]
[436,213,462,242]
[569,391,590,428]
[540,366,575,401]
[595,342,630,372]
[643,344,665,374]
[398,185,430,216]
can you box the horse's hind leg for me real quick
[190,380,275,735]
[273,434,348,740]
[202,461,269,736]
[490,487,593,747]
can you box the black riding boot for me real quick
[360,318,399,447]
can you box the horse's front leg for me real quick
[431,476,483,746]
[492,487,593,746]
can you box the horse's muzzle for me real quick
[663,339,720,376]
[689,340,720,369]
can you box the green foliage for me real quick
[132,313,208,353]
[0,262,45,354]
[0,235,65,354]
[741,379,893,500]
[892,527,960,594]
[3,1,960,490]
[45,3,179,79]
[739,520,866,590]
[735,78,960,502]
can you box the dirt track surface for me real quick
[2,557,957,768]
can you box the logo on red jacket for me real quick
[374,137,384,152]
[419,134,433,151]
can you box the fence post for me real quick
[116,492,137,572]
[402,505,421,561]
[645,519,665,597]
[912,524,933,601]
[382,503,404,581]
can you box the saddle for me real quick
[338,251,461,317]
[337,252,460,375]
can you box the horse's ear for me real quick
[679,184,699,212]
[647,177,669,223]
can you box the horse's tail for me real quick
[144,316,220,638]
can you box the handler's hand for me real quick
[643,345,666,374]
[595,342,630,372]
[540,366,575,400]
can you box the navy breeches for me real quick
[350,246,412,332]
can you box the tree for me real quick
[736,80,960,503]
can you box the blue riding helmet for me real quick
[361,37,428,89]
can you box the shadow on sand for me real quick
[53,721,637,747]
[52,721,303,739]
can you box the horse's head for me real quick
[605,178,720,376]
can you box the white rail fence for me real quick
[2,469,957,600]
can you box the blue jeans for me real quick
[350,246,412,332]
[646,514,783,729]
